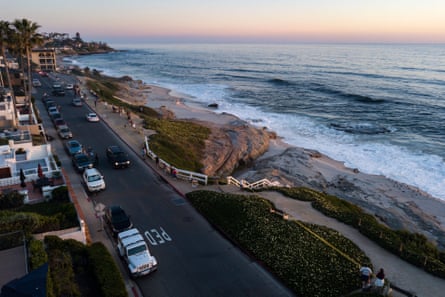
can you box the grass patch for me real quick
[84,73,210,172]
[144,117,210,171]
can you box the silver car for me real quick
[57,125,73,139]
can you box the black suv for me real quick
[104,205,133,237]
[106,145,130,168]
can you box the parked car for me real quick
[104,205,133,236]
[82,168,105,192]
[47,106,58,115]
[72,152,95,173]
[65,140,82,155]
[106,145,130,168]
[53,118,66,128]
[86,112,99,122]
[72,97,82,107]
[57,125,73,139]
[32,79,41,87]
[51,112,63,123]
[45,100,56,109]
[38,70,48,77]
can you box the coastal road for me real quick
[34,75,294,297]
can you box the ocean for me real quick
[66,43,445,200]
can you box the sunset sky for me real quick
[2,0,444,44]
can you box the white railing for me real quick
[227,176,282,190]
[144,136,208,185]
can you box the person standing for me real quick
[375,268,385,288]
[142,147,147,160]
[359,265,373,289]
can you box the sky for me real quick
[1,0,445,44]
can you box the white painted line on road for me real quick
[144,227,172,246]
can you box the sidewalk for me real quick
[81,89,445,297]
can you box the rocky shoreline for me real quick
[68,63,445,250]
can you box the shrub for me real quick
[51,186,70,203]
[28,239,48,270]
[87,242,127,297]
[277,186,445,279]
[187,190,369,297]
[0,191,25,210]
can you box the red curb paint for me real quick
[131,286,139,297]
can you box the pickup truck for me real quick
[116,228,158,278]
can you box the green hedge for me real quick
[43,236,126,297]
[0,191,25,210]
[275,186,445,279]
[0,201,79,233]
[87,242,127,297]
[28,239,48,270]
[187,190,371,297]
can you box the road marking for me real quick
[144,227,172,246]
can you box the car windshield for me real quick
[70,142,80,148]
[114,152,125,158]
[128,245,147,256]
[87,174,101,182]
[76,156,89,163]
[112,211,128,223]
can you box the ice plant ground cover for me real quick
[187,190,371,297]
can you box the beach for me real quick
[105,75,445,250]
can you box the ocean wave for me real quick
[345,93,386,104]
[314,86,385,104]
[267,78,294,86]
[330,122,392,135]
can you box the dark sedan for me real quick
[72,152,95,172]
[104,205,133,236]
[106,145,130,168]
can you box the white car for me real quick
[57,125,73,139]
[66,84,74,90]
[82,168,106,192]
[72,97,83,107]
[86,113,99,122]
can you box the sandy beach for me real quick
[107,77,445,250]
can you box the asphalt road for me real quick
[33,74,294,297]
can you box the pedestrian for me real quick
[359,265,372,289]
[142,147,147,159]
[94,99,97,107]
[374,268,385,288]
[155,156,159,167]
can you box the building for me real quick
[30,48,57,72]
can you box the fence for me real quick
[143,136,208,185]
[226,176,282,190]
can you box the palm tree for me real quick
[13,18,43,124]
[0,20,17,127]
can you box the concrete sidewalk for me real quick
[77,83,444,297]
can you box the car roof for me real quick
[84,168,100,175]
[68,140,80,145]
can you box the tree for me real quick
[0,20,17,127]
[13,18,43,124]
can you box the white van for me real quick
[82,168,106,192]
